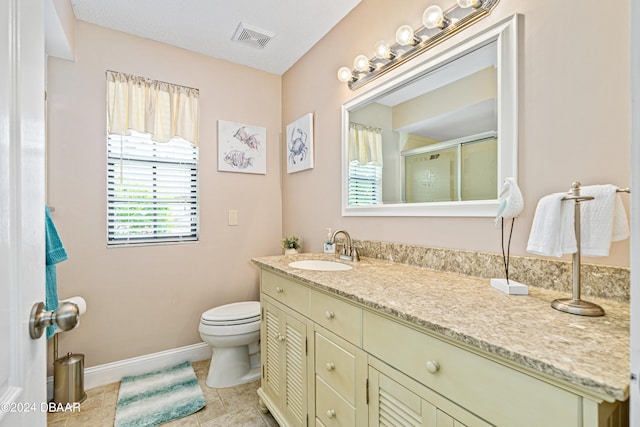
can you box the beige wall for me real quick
[48,0,631,369]
[47,22,282,368]
[282,0,631,266]
[392,66,496,131]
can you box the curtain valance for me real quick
[106,70,199,145]
[349,122,383,166]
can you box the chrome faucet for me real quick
[331,229,359,262]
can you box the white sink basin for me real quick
[288,260,352,271]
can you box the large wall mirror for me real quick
[341,14,518,217]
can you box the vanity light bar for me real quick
[338,0,500,90]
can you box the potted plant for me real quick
[282,236,300,255]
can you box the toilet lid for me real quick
[201,301,260,323]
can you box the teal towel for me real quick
[45,206,68,339]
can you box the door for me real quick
[261,297,308,427]
[0,0,47,426]
[632,0,640,424]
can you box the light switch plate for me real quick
[228,210,238,226]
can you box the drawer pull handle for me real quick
[325,311,335,319]
[276,286,284,293]
[327,409,336,419]
[277,335,285,342]
[426,360,440,374]
[326,362,335,371]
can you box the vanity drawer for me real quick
[315,376,355,427]
[309,290,361,345]
[261,270,309,314]
[362,310,581,427]
[315,332,355,404]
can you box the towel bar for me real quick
[553,182,604,316]
[553,182,630,316]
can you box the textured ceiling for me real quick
[70,0,361,75]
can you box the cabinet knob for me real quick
[276,286,284,293]
[277,335,285,342]
[327,409,336,419]
[326,362,335,371]
[426,360,440,374]
[325,311,335,319]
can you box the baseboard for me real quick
[47,342,211,399]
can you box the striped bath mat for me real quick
[114,361,206,427]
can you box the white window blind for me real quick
[107,131,198,245]
[348,160,382,205]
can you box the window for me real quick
[348,160,382,205]
[105,70,199,246]
[348,123,383,205]
[107,131,198,245]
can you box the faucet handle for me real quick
[340,243,348,256]
[351,247,360,262]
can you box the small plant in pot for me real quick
[282,236,300,255]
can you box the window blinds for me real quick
[348,160,382,205]
[107,132,198,245]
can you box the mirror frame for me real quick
[341,14,518,217]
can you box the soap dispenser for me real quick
[323,228,335,254]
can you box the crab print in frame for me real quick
[286,113,314,173]
[218,120,266,174]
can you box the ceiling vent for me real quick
[232,22,275,49]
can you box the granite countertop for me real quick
[252,253,630,403]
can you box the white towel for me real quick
[579,185,629,257]
[527,193,576,257]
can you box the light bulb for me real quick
[337,67,353,83]
[353,54,371,72]
[423,5,447,29]
[395,25,416,46]
[374,40,392,59]
[457,0,481,8]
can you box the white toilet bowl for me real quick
[198,301,261,388]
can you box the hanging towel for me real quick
[45,206,68,339]
[579,185,629,257]
[526,193,576,257]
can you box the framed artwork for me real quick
[217,120,266,174]
[286,113,314,173]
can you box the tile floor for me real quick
[47,360,278,427]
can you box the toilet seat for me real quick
[201,301,260,326]
[200,301,260,326]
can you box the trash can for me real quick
[53,352,87,404]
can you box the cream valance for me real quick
[349,122,383,166]
[106,70,199,145]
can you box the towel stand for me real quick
[552,182,630,316]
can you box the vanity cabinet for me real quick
[363,310,583,427]
[260,297,309,427]
[368,356,490,427]
[257,268,627,427]
[259,270,312,427]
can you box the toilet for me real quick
[198,301,261,388]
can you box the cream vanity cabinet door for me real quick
[260,296,309,427]
[368,357,491,427]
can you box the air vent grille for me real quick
[232,22,274,49]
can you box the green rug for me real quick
[114,361,206,427]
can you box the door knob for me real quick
[29,301,79,339]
